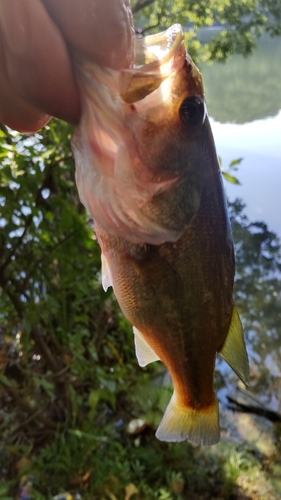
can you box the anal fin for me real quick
[133,326,160,367]
[101,253,113,292]
[219,305,249,386]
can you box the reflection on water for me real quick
[200,36,281,236]
[199,36,281,417]
[221,200,281,415]
[210,113,281,234]
[200,35,281,123]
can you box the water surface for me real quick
[200,35,281,416]
[200,35,281,236]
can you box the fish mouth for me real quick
[135,24,186,68]
[119,24,188,104]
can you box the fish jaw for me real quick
[72,24,206,245]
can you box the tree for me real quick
[0,122,139,495]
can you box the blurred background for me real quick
[0,1,280,499]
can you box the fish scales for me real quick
[96,129,233,406]
[73,24,249,445]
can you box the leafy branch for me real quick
[132,0,156,14]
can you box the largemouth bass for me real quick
[72,24,249,446]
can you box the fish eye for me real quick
[179,96,206,127]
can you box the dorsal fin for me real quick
[133,326,160,367]
[219,306,249,386]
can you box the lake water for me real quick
[200,35,281,237]
[199,35,281,416]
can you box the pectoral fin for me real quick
[133,327,160,367]
[119,71,164,103]
[101,253,112,292]
[219,306,249,386]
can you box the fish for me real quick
[72,24,249,446]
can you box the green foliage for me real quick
[200,35,281,123]
[0,120,142,496]
[0,482,14,500]
[219,156,243,184]
[1,3,281,495]
[222,449,251,496]
[0,118,281,499]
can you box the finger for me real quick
[0,0,81,126]
[0,37,51,132]
[42,0,135,69]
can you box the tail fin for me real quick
[155,393,220,446]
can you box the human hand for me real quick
[0,0,134,132]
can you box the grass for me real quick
[2,416,280,500]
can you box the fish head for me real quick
[120,25,205,165]
[73,25,214,244]
[119,25,208,186]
